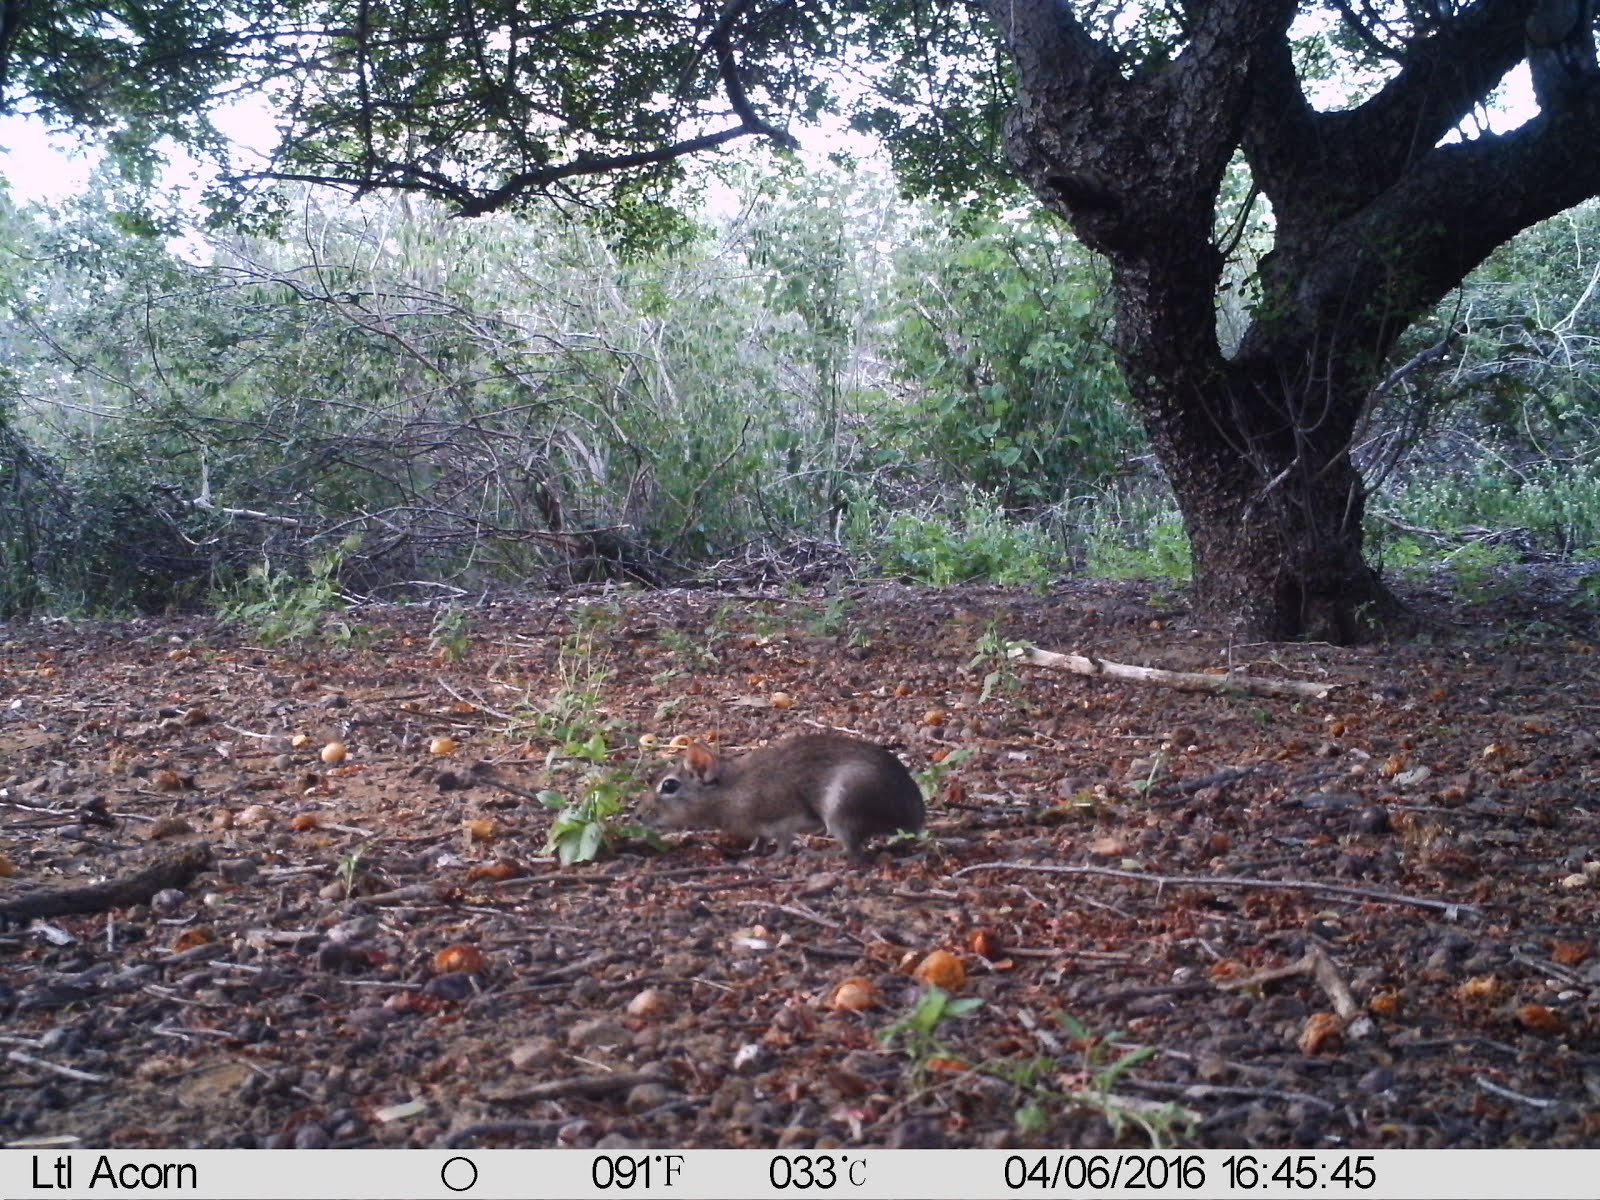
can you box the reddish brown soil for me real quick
[2,579,1597,1150]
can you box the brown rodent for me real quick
[641,734,924,859]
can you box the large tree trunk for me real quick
[1109,254,1402,639]
[1143,369,1399,642]
[987,0,1600,642]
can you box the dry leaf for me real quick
[1298,1012,1345,1054]
[969,928,1002,960]
[1517,1004,1563,1034]
[172,927,216,952]
[912,950,967,990]
[1369,990,1403,1018]
[433,944,488,974]
[829,977,882,1012]
[429,736,459,756]
[1457,975,1505,1003]
[1551,941,1592,967]
[465,859,522,883]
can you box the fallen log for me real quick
[0,842,213,925]
[1010,645,1335,700]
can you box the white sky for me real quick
[0,64,1540,209]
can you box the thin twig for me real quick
[953,861,1481,917]
[732,899,867,944]
[7,1049,109,1083]
[1474,1075,1557,1108]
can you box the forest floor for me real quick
[2,573,1598,1151]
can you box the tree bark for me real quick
[988,0,1600,641]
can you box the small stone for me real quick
[625,1082,672,1113]
[508,1037,561,1072]
[1354,807,1391,835]
[625,987,672,1018]
[1195,1052,1231,1083]
[150,888,187,915]
[216,858,259,883]
[557,1120,597,1147]
[327,917,380,944]
[344,1007,395,1033]
[797,873,840,897]
[567,1017,631,1050]
[422,972,478,1002]
[1358,1066,1395,1093]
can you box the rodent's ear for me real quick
[683,742,720,783]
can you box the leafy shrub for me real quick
[854,490,1060,586]
[217,539,358,645]
[542,771,663,865]
[1375,461,1600,557]
[1079,482,1191,581]
[882,213,1144,509]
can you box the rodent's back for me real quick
[647,734,923,857]
[798,736,924,850]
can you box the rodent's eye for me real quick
[657,777,681,797]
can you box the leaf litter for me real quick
[1,578,1597,1149]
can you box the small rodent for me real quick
[641,734,925,860]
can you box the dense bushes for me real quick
[0,176,1595,617]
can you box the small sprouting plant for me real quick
[1128,750,1169,795]
[429,604,472,662]
[542,771,664,865]
[749,605,787,638]
[1575,570,1600,611]
[658,626,719,668]
[1445,538,1521,601]
[916,746,976,798]
[335,844,370,899]
[1049,1013,1194,1146]
[879,986,985,1084]
[967,622,1026,701]
[977,1015,1193,1145]
[658,605,735,668]
[571,601,623,636]
[528,629,616,746]
[219,537,362,646]
[865,492,1058,587]
[807,594,854,638]
[1083,512,1192,582]
[652,697,687,723]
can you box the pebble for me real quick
[625,1083,673,1113]
[508,1037,561,1072]
[567,1017,631,1049]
